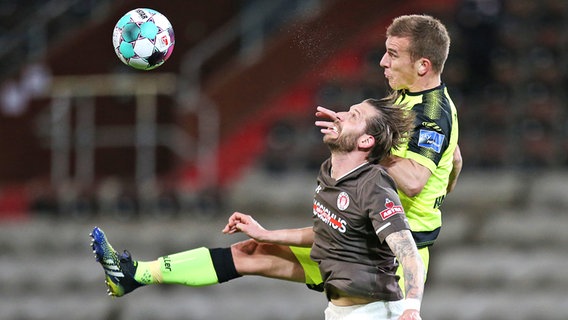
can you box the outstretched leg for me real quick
[230,239,306,282]
[90,227,310,297]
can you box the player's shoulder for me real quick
[358,164,396,190]
[403,84,450,105]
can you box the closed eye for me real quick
[349,107,362,120]
[387,49,398,59]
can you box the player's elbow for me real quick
[453,145,463,171]
[406,185,424,197]
[400,181,425,197]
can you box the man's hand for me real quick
[223,212,314,246]
[399,309,421,320]
[315,106,339,134]
[315,106,338,120]
[222,211,269,242]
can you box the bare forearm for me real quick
[382,156,430,197]
[259,227,314,247]
[223,212,314,246]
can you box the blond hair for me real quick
[386,14,450,74]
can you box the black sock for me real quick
[209,247,242,283]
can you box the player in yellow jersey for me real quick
[91,14,462,304]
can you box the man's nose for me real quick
[379,53,388,68]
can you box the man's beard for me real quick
[324,132,358,153]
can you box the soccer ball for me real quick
[112,8,175,70]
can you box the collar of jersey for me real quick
[334,161,369,181]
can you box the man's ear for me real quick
[417,58,430,76]
[358,134,375,149]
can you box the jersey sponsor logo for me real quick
[379,198,404,220]
[337,192,350,211]
[313,200,347,233]
[418,129,444,153]
[434,194,446,209]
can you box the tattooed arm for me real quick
[385,229,425,319]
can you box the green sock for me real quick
[133,260,158,285]
[134,247,219,286]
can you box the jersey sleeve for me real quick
[393,101,453,172]
[363,177,410,243]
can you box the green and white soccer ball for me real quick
[112,8,175,70]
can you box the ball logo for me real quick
[156,34,170,50]
[337,192,350,211]
[160,35,169,46]
[136,8,148,19]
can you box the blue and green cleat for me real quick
[90,227,144,297]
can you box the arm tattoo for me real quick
[386,229,424,300]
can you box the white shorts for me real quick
[324,300,405,320]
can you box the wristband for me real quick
[404,298,421,311]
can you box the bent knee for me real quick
[230,240,303,280]
[231,239,289,256]
[231,239,261,256]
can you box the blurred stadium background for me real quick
[1,0,568,319]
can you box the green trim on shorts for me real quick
[289,246,322,285]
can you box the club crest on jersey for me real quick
[418,129,444,153]
[337,192,350,211]
[379,198,404,220]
